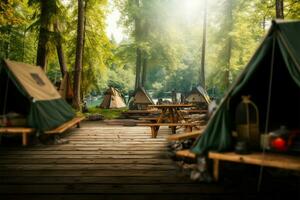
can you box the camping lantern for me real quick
[235,96,260,150]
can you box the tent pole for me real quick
[257,35,276,192]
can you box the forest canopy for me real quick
[1,0,299,106]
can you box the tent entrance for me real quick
[0,69,30,116]
[229,39,300,134]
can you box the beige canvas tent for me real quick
[129,86,154,110]
[185,85,211,108]
[58,72,73,102]
[0,59,75,131]
[99,87,126,109]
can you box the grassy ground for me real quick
[84,97,127,119]
[86,107,127,119]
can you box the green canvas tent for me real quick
[191,20,300,155]
[0,59,75,131]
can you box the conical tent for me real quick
[128,86,154,110]
[185,85,211,105]
[0,60,75,131]
[59,72,73,102]
[99,87,126,109]
[133,86,154,104]
[191,20,300,155]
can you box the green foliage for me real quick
[2,0,300,103]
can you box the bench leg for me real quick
[76,122,81,128]
[213,159,219,182]
[186,125,193,132]
[150,127,159,138]
[171,126,176,134]
[22,132,28,146]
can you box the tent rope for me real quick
[257,35,276,192]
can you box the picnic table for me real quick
[138,104,197,138]
[148,104,193,124]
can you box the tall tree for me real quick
[200,0,207,88]
[54,21,67,76]
[73,0,85,109]
[34,0,50,69]
[276,0,284,19]
[29,0,68,72]
[134,0,142,89]
[224,0,234,90]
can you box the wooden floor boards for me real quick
[0,121,299,199]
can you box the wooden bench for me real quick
[167,128,205,141]
[208,151,300,181]
[44,116,85,134]
[138,117,159,123]
[0,127,35,146]
[175,149,197,159]
[137,122,197,138]
[139,116,191,123]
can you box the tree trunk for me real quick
[56,43,67,77]
[0,0,10,59]
[135,48,142,88]
[54,22,67,77]
[3,26,11,59]
[200,0,207,88]
[72,0,85,110]
[224,0,233,90]
[225,37,232,89]
[36,1,48,70]
[134,0,142,89]
[141,56,147,87]
[275,0,284,19]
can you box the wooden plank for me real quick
[44,116,85,134]
[0,158,173,164]
[0,176,191,184]
[0,127,35,146]
[0,150,168,155]
[137,123,196,126]
[208,152,300,171]
[0,144,168,149]
[0,184,226,194]
[175,150,197,159]
[0,127,35,133]
[0,164,177,170]
[0,194,244,200]
[167,129,204,141]
[0,154,169,159]
[0,170,179,177]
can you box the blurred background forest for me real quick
[1,0,300,107]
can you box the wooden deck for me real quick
[0,121,299,199]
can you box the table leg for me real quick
[213,159,219,182]
[22,132,28,146]
[157,108,167,123]
[175,109,185,122]
[169,108,175,123]
[171,126,176,134]
[151,126,159,138]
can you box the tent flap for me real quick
[28,99,75,131]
